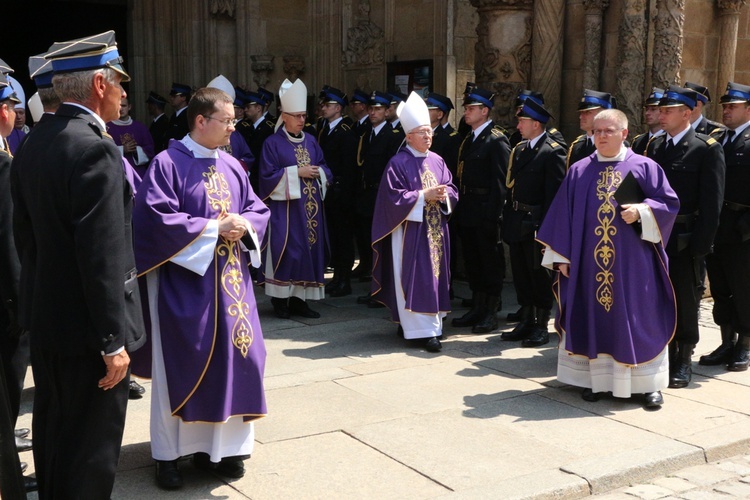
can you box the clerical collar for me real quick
[283,127,305,143]
[528,130,546,149]
[111,117,133,126]
[667,124,691,145]
[406,144,428,157]
[182,134,218,159]
[371,121,387,136]
[327,116,342,131]
[473,119,492,140]
[690,115,703,130]
[731,120,750,137]
[596,144,628,162]
[64,102,106,131]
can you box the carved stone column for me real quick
[469,0,533,128]
[582,0,609,91]
[615,0,648,133]
[651,0,685,89]
[715,0,749,120]
[530,0,565,121]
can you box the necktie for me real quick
[726,130,736,146]
[370,130,376,143]
[664,138,674,154]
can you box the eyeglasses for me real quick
[409,129,433,138]
[592,128,622,137]
[283,112,307,120]
[203,115,235,127]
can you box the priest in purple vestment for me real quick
[371,92,458,352]
[259,79,332,319]
[132,87,270,489]
[536,109,679,410]
[107,96,155,179]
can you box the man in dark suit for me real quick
[450,87,511,333]
[349,88,370,135]
[318,86,358,297]
[146,91,169,153]
[567,89,616,169]
[646,85,725,389]
[702,82,750,371]
[684,81,725,135]
[11,31,146,499]
[237,90,275,194]
[631,87,665,155]
[500,99,566,346]
[164,82,191,145]
[354,91,402,296]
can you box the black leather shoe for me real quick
[644,391,663,409]
[699,343,734,366]
[424,337,442,352]
[501,320,535,341]
[155,460,183,489]
[24,475,38,492]
[15,428,30,438]
[581,388,600,402]
[193,452,217,471]
[16,436,32,452]
[129,380,146,399]
[289,297,321,318]
[521,328,550,347]
[271,297,291,319]
[728,349,750,371]
[215,457,246,479]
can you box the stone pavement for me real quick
[16,277,750,499]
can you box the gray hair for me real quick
[593,108,628,130]
[38,88,61,110]
[52,68,118,102]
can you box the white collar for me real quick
[730,120,750,137]
[596,144,628,162]
[528,130,546,149]
[667,124,691,145]
[372,121,388,135]
[327,116,343,131]
[473,120,492,139]
[182,134,219,158]
[110,117,133,126]
[406,144,428,157]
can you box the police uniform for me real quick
[146,91,169,153]
[349,89,371,136]
[703,82,750,371]
[450,88,511,333]
[631,87,665,156]
[425,92,455,159]
[236,90,275,193]
[567,90,616,169]
[164,82,191,145]
[684,81,726,135]
[646,85,725,387]
[317,87,358,297]
[501,99,566,346]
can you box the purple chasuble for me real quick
[537,150,679,365]
[107,118,155,179]
[7,127,26,155]
[132,140,270,422]
[371,148,458,319]
[258,127,332,289]
[225,130,255,171]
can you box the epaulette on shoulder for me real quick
[709,127,723,136]
[633,132,646,141]
[573,134,586,143]
[265,120,274,127]
[705,136,718,146]
[548,127,560,134]
[341,123,351,131]
[547,139,562,149]
[491,126,505,137]
[449,130,458,137]
[392,128,400,133]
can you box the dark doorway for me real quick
[6,0,128,105]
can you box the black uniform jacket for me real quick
[149,113,169,153]
[694,115,725,136]
[11,104,146,355]
[163,108,189,146]
[454,121,511,227]
[502,133,566,243]
[355,122,403,216]
[711,126,750,245]
[0,146,20,329]
[566,134,596,169]
[319,119,358,200]
[646,127,725,256]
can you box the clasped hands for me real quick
[298,164,321,179]
[424,185,448,203]
[219,213,248,242]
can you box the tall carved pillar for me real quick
[310,0,342,93]
[530,0,565,120]
[615,0,648,133]
[582,0,609,91]
[651,0,685,89]
[469,0,533,128]
[715,0,749,120]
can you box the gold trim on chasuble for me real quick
[203,165,254,358]
[293,143,319,247]
[420,163,443,279]
[594,165,622,312]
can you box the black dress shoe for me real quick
[155,460,183,489]
[271,297,291,319]
[424,337,442,352]
[16,436,32,452]
[215,457,246,478]
[289,297,321,318]
[24,475,38,492]
[699,343,734,366]
[15,428,30,439]
[581,388,600,402]
[521,328,550,348]
[644,391,663,409]
[129,380,146,399]
[728,347,750,372]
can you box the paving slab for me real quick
[441,468,590,499]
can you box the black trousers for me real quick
[0,320,30,426]
[325,194,356,271]
[509,238,554,310]
[31,345,129,500]
[458,221,505,296]
[706,239,750,336]
[668,251,702,345]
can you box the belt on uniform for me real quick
[461,186,490,195]
[512,200,540,212]
[723,200,750,212]
[674,213,698,227]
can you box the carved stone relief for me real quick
[582,1,609,90]
[651,0,685,89]
[251,55,274,88]
[717,0,748,13]
[342,0,384,66]
[283,56,306,81]
[210,0,236,18]
[616,0,648,133]
[531,0,565,121]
